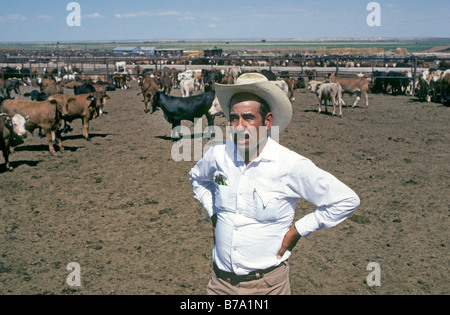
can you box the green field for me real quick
[1,38,449,54]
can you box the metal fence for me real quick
[1,52,449,96]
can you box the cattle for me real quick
[41,80,64,97]
[417,70,432,102]
[74,83,110,116]
[180,78,195,98]
[50,94,102,140]
[208,96,224,117]
[138,76,159,113]
[64,81,84,89]
[282,78,298,102]
[0,89,11,104]
[305,69,318,81]
[24,90,48,101]
[261,69,277,81]
[328,74,369,107]
[1,99,64,155]
[178,70,193,83]
[272,80,290,99]
[170,68,180,88]
[151,91,215,140]
[384,71,410,95]
[430,69,450,103]
[113,72,130,90]
[221,74,234,85]
[441,72,450,105]
[4,79,21,98]
[158,75,173,95]
[202,69,223,93]
[192,70,204,91]
[0,113,28,171]
[295,76,306,89]
[371,71,388,94]
[308,81,344,117]
[115,61,127,72]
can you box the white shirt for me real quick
[189,138,360,276]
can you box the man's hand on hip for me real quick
[277,224,301,259]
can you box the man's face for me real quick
[229,94,272,156]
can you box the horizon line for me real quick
[1,36,450,45]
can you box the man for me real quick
[189,73,360,295]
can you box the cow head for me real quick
[307,81,322,93]
[1,113,28,139]
[208,96,224,117]
[92,92,110,116]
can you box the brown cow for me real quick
[0,113,28,171]
[138,76,159,113]
[158,75,173,95]
[49,93,107,138]
[221,74,234,85]
[282,77,296,102]
[57,94,102,141]
[113,73,129,90]
[41,79,64,96]
[328,74,369,107]
[64,81,84,89]
[1,99,64,155]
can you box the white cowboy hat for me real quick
[215,73,292,135]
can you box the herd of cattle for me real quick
[1,62,449,171]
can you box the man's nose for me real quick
[235,117,247,132]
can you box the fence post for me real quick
[106,58,110,83]
[336,57,340,75]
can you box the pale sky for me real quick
[0,0,448,42]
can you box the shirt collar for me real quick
[225,137,278,165]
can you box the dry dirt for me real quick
[0,79,448,295]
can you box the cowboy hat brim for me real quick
[215,73,292,136]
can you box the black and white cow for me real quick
[151,91,216,140]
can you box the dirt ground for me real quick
[0,78,448,295]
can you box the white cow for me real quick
[180,78,195,97]
[308,81,345,117]
[208,96,224,117]
[115,61,127,72]
[178,70,193,82]
[272,80,290,98]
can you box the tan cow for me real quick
[138,76,159,113]
[58,94,102,141]
[1,99,64,155]
[308,81,345,117]
[328,74,369,107]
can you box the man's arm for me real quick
[189,148,216,218]
[277,224,301,259]
[291,158,360,238]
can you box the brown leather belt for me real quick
[213,262,285,285]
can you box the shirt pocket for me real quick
[252,189,280,222]
[214,172,232,211]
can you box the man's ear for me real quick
[265,112,274,131]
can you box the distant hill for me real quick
[420,46,450,53]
